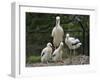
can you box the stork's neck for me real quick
[56,19,60,27]
[47,45,51,48]
[67,37,69,40]
[58,45,62,51]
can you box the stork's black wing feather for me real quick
[41,52,45,56]
[72,42,79,46]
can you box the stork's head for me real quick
[66,33,69,37]
[56,16,60,26]
[47,42,52,47]
[56,16,60,20]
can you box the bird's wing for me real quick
[61,27,64,36]
[70,39,76,44]
[68,38,74,44]
[70,39,80,45]
[41,48,46,56]
[75,39,80,42]
[72,41,79,45]
[51,27,55,37]
[41,52,45,56]
[69,37,75,41]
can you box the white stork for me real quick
[51,16,64,49]
[52,42,64,63]
[65,33,82,56]
[41,42,53,63]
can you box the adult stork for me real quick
[51,16,64,49]
[41,42,53,63]
[65,33,82,56]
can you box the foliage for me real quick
[26,56,41,64]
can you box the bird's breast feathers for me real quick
[52,27,64,36]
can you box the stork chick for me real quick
[41,42,53,63]
[52,42,64,63]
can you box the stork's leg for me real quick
[74,49,75,56]
[70,49,72,64]
[59,52,64,63]
[70,49,71,57]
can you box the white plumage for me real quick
[65,33,82,55]
[52,42,64,62]
[41,42,53,63]
[51,16,64,49]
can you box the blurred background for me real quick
[26,12,89,64]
